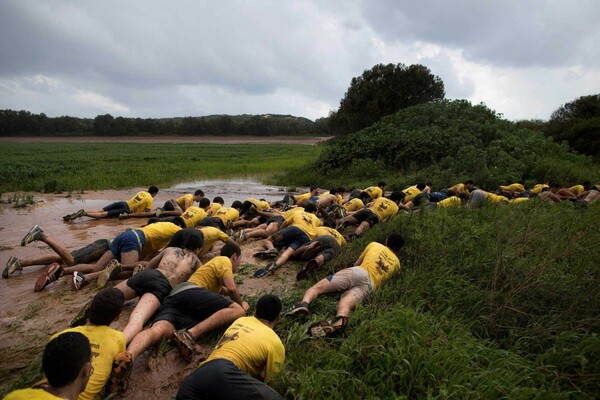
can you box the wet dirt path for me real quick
[0,182,303,399]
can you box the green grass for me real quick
[0,142,323,192]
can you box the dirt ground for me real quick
[0,185,303,399]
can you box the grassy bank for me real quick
[274,200,599,398]
[0,142,323,193]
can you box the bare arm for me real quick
[223,277,249,310]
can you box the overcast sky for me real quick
[1,0,599,122]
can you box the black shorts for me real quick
[126,269,172,303]
[270,226,310,251]
[412,193,430,207]
[352,208,379,227]
[198,216,227,232]
[266,216,284,225]
[71,239,110,264]
[152,285,233,330]
[176,359,284,400]
[313,236,342,262]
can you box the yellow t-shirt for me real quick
[448,183,469,195]
[208,203,223,216]
[187,256,233,293]
[509,197,530,204]
[357,242,400,289]
[437,196,461,208]
[247,198,270,211]
[530,184,549,194]
[487,194,509,204]
[283,207,304,218]
[369,198,399,222]
[344,198,364,212]
[316,227,346,246]
[4,388,63,400]
[125,191,153,214]
[52,326,126,400]
[198,227,230,256]
[181,206,208,228]
[402,186,421,202]
[294,192,312,205]
[202,316,285,384]
[176,194,194,210]
[285,211,320,240]
[140,222,182,257]
[568,185,584,196]
[499,183,525,192]
[363,186,383,200]
[214,207,239,224]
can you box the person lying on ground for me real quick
[119,190,205,219]
[337,191,403,238]
[467,189,509,208]
[235,206,304,244]
[62,186,158,221]
[293,226,346,281]
[167,226,238,259]
[361,181,386,202]
[106,243,248,394]
[4,331,92,400]
[198,200,243,232]
[208,196,225,216]
[32,221,184,292]
[285,232,404,338]
[176,294,285,400]
[445,180,475,197]
[252,202,320,277]
[3,226,109,279]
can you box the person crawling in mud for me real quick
[176,294,285,400]
[106,242,248,394]
[70,234,204,346]
[62,186,159,221]
[120,190,205,220]
[3,225,109,279]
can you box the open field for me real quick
[0,141,324,193]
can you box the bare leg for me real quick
[128,320,175,359]
[63,250,115,276]
[336,292,360,318]
[19,255,62,268]
[354,221,371,236]
[301,278,339,304]
[84,211,109,219]
[187,303,245,339]
[122,293,162,344]
[126,211,159,218]
[273,247,295,268]
[38,234,75,266]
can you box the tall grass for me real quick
[0,142,322,192]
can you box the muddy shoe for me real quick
[34,263,64,292]
[97,259,122,288]
[132,263,146,276]
[155,208,163,217]
[106,350,133,395]
[253,261,279,278]
[21,225,43,247]
[309,316,348,338]
[118,212,130,220]
[69,301,92,328]
[296,259,321,281]
[63,209,86,222]
[72,271,89,290]
[253,248,279,259]
[236,229,247,244]
[3,256,22,278]
[300,241,322,261]
[172,329,196,362]
[284,301,309,317]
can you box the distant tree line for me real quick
[0,110,330,137]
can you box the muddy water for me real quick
[0,180,303,398]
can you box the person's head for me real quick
[194,189,205,200]
[358,191,370,203]
[385,233,405,253]
[337,187,345,194]
[329,188,338,195]
[199,197,211,210]
[172,217,187,229]
[388,191,405,204]
[304,201,318,214]
[255,294,282,323]
[43,332,92,392]
[309,186,319,195]
[89,288,124,326]
[231,200,243,210]
[465,180,474,189]
[184,234,204,253]
[583,181,592,190]
[213,196,225,205]
[416,183,427,191]
[220,242,242,271]
[377,181,386,189]
[148,186,159,197]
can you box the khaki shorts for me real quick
[327,266,373,303]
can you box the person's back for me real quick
[358,241,400,289]
[186,255,233,293]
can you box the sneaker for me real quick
[97,259,122,288]
[69,301,91,327]
[21,225,43,246]
[310,316,348,338]
[72,271,89,290]
[236,230,247,244]
[118,212,129,220]
[300,241,322,261]
[34,263,64,292]
[253,248,278,259]
[63,209,86,222]
[284,301,309,317]
[107,351,133,394]
[3,256,22,278]
[155,208,163,217]
[296,259,321,281]
[226,228,235,237]
[132,263,146,276]
[172,329,196,362]
[253,261,278,278]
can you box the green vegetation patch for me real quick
[0,142,322,192]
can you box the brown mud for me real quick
[0,184,304,399]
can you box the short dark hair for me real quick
[220,242,241,258]
[213,196,224,205]
[329,188,338,195]
[184,234,204,251]
[172,217,187,229]
[43,332,91,388]
[377,181,386,188]
[388,191,405,203]
[146,217,161,225]
[194,189,204,197]
[358,191,370,203]
[465,180,474,185]
[199,198,211,208]
[89,288,124,326]
[304,202,318,213]
[386,233,405,253]
[231,200,243,209]
[416,183,426,190]
[310,186,318,192]
[255,294,282,322]
[148,186,159,195]
[337,187,345,193]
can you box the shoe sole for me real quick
[98,260,121,288]
[172,330,195,362]
[21,225,41,247]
